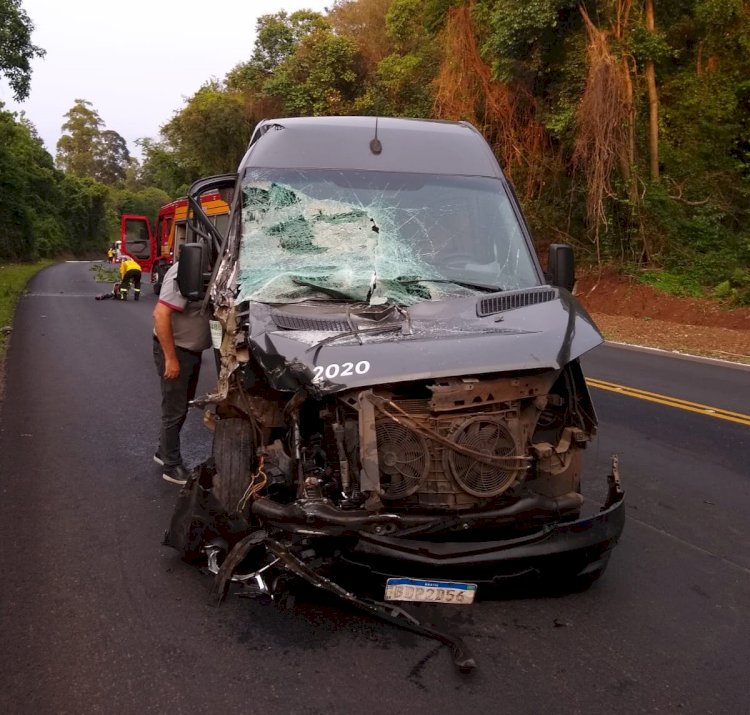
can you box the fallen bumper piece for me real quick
[208,530,477,673]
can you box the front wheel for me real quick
[212,417,256,515]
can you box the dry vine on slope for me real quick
[431,3,548,201]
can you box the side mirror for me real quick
[177,244,206,301]
[547,243,575,292]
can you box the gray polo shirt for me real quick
[156,262,212,352]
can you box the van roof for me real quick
[241,116,503,178]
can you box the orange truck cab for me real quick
[119,192,230,294]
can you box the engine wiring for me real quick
[370,394,530,468]
[237,454,268,512]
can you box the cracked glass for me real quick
[238,169,538,305]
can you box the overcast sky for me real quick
[1,0,332,157]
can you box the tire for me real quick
[212,417,255,514]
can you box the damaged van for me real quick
[166,117,624,666]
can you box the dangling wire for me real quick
[237,454,268,512]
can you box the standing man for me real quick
[152,261,212,485]
[119,256,143,301]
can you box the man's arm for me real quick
[153,302,180,379]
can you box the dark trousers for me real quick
[120,269,142,299]
[153,338,203,468]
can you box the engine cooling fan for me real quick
[446,416,523,497]
[375,421,429,500]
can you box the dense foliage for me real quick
[2,0,749,302]
[0,100,169,260]
[0,0,44,101]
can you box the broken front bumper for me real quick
[342,495,625,585]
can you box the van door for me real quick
[120,215,155,272]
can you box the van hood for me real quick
[240,288,602,394]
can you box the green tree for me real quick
[0,106,63,259]
[0,105,113,260]
[137,138,190,197]
[355,0,439,116]
[226,10,329,92]
[60,173,110,255]
[97,128,131,185]
[265,29,364,115]
[0,0,45,101]
[162,82,253,177]
[109,185,171,229]
[56,99,132,186]
[56,98,104,178]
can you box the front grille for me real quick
[477,286,558,317]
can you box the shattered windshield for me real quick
[237,169,539,305]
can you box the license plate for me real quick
[384,578,477,604]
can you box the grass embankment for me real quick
[0,260,54,359]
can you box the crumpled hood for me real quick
[241,289,602,394]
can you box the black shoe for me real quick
[162,464,190,485]
[153,452,164,466]
[134,296,139,301]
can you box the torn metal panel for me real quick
[257,538,477,672]
[428,373,559,412]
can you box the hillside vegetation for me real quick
[1,0,748,303]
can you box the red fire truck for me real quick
[119,192,231,293]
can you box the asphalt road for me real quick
[1,262,748,714]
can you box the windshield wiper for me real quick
[397,277,502,293]
[306,323,404,361]
[291,278,363,301]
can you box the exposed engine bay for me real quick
[213,348,593,529]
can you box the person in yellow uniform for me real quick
[118,256,142,301]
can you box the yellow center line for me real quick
[585,378,750,427]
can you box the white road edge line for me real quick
[603,340,750,371]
